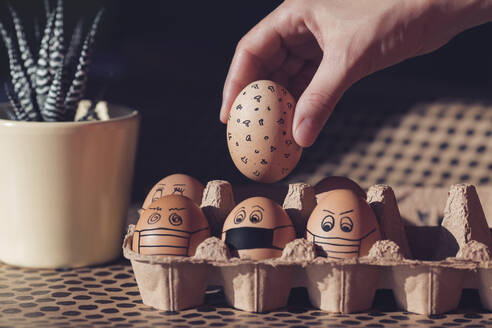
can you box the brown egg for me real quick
[222,197,296,260]
[306,190,381,259]
[141,173,204,210]
[226,80,302,183]
[133,195,210,256]
[315,176,366,201]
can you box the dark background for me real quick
[1,1,492,202]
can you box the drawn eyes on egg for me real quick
[340,217,354,233]
[233,208,263,224]
[321,215,335,232]
[234,209,246,224]
[147,212,162,225]
[168,213,183,226]
[321,215,354,233]
[249,210,263,223]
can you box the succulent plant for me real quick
[0,0,103,122]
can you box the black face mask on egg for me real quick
[224,225,292,251]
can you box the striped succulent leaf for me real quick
[48,0,64,77]
[35,11,55,110]
[63,19,84,101]
[0,22,10,55]
[18,84,39,121]
[64,9,103,115]
[64,19,84,70]
[0,22,39,121]
[44,0,52,22]
[89,9,104,40]
[42,66,65,121]
[8,5,37,90]
[4,83,25,120]
[1,2,102,122]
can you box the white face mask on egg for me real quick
[134,211,208,256]
[306,228,377,259]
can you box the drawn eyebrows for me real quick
[173,183,186,186]
[169,207,186,211]
[322,209,354,215]
[157,183,166,186]
[234,206,246,215]
[252,205,264,211]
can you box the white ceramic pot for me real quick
[0,103,140,268]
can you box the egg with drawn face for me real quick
[141,174,204,210]
[133,195,210,256]
[222,197,296,260]
[227,80,303,183]
[314,176,366,202]
[306,189,381,259]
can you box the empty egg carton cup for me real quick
[123,181,492,315]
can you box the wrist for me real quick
[409,0,492,56]
[430,0,492,34]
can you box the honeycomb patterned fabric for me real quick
[287,99,492,189]
[0,260,491,328]
[1,99,492,326]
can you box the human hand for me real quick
[220,0,492,147]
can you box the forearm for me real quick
[419,0,492,54]
[438,0,492,29]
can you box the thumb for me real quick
[293,56,348,147]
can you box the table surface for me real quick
[0,258,491,328]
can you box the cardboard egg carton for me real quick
[123,181,492,315]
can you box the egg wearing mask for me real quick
[222,197,296,260]
[306,190,381,259]
[141,174,204,210]
[314,176,366,202]
[133,195,210,256]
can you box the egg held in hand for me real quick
[222,197,296,260]
[306,189,381,259]
[227,80,302,183]
[133,195,210,256]
[141,173,204,210]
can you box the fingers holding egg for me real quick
[227,80,303,183]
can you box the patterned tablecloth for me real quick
[288,98,492,189]
[0,259,491,328]
[2,98,492,327]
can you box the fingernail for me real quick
[294,117,319,147]
[219,99,228,123]
[219,104,225,122]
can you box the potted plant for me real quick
[0,1,140,268]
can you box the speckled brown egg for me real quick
[306,189,381,259]
[221,197,296,260]
[133,195,210,256]
[141,173,204,210]
[314,176,366,202]
[227,80,302,183]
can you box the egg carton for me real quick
[123,181,492,315]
